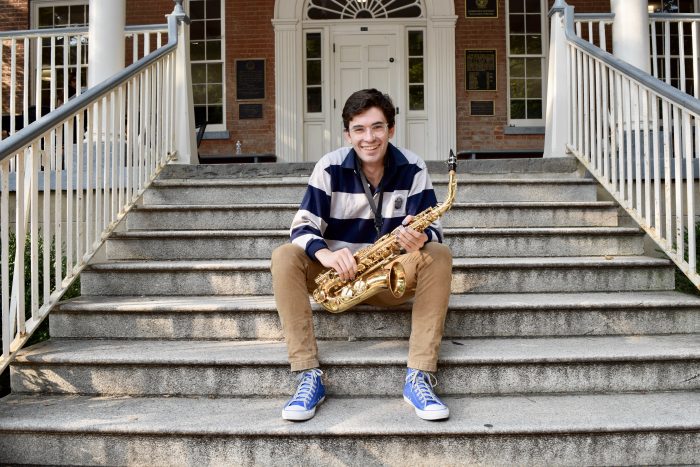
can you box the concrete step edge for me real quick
[0,392,698,436]
[151,178,597,188]
[109,227,644,239]
[56,292,700,313]
[13,335,700,365]
[83,256,673,272]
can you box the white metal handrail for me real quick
[0,1,193,372]
[573,11,700,99]
[546,1,700,289]
[0,24,167,141]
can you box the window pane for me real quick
[525,14,541,33]
[408,31,423,56]
[208,106,223,124]
[207,84,223,104]
[510,79,525,98]
[192,64,207,84]
[510,58,525,78]
[408,58,423,83]
[190,21,205,40]
[526,58,542,77]
[69,6,86,25]
[307,60,321,85]
[526,78,542,98]
[510,35,525,54]
[54,6,69,26]
[190,1,205,20]
[206,40,221,60]
[511,100,526,119]
[409,85,424,110]
[525,0,541,13]
[526,34,542,54]
[306,33,321,59]
[206,0,221,19]
[193,85,207,104]
[527,99,542,118]
[206,20,221,39]
[190,41,206,60]
[510,0,525,13]
[510,14,525,34]
[307,87,322,113]
[38,7,53,28]
[208,63,222,83]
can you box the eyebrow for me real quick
[349,121,386,129]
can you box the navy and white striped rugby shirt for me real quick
[290,143,443,260]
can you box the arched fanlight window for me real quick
[305,0,424,19]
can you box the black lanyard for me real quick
[355,158,384,236]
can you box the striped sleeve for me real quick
[290,160,332,259]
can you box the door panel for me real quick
[333,33,397,148]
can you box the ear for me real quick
[388,125,396,139]
[343,129,351,144]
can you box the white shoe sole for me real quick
[282,396,326,421]
[404,395,450,420]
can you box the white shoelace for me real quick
[291,368,323,406]
[407,370,440,405]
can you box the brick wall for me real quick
[0,0,29,115]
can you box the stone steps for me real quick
[127,201,621,230]
[105,227,644,260]
[1,392,698,465]
[11,335,700,396]
[80,256,675,296]
[50,292,700,340]
[143,178,598,205]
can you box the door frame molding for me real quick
[273,0,457,162]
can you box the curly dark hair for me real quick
[341,89,396,131]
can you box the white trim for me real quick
[273,0,456,162]
[186,0,227,132]
[505,0,548,127]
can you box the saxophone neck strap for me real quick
[355,158,384,236]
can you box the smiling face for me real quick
[344,106,395,170]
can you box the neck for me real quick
[362,164,383,188]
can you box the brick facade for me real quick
[2,0,686,156]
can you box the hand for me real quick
[396,215,428,253]
[315,248,358,281]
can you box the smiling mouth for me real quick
[361,145,380,151]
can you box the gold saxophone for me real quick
[312,150,458,313]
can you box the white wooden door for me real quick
[332,33,399,149]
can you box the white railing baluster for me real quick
[679,22,686,94]
[683,110,695,271]
[23,37,29,131]
[1,164,9,357]
[664,21,672,85]
[43,136,50,304]
[651,92,661,234]
[641,89,651,224]
[673,105,683,262]
[10,39,17,136]
[66,118,74,275]
[76,112,84,264]
[30,144,39,316]
[651,20,659,79]
[662,99,673,250]
[15,151,26,337]
[55,127,63,292]
[693,21,699,99]
[85,104,94,253]
[633,84,642,214]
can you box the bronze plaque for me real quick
[466,50,497,91]
[466,0,498,18]
[239,103,263,119]
[236,59,265,100]
[470,100,495,116]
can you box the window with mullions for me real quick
[190,0,224,128]
[305,32,322,113]
[507,0,545,124]
[408,30,424,111]
[36,3,89,106]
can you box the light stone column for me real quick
[611,0,650,73]
[273,18,303,162]
[543,1,571,158]
[426,15,457,160]
[88,0,126,87]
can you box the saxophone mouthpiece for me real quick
[448,149,457,172]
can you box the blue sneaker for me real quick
[403,368,449,420]
[282,368,326,421]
